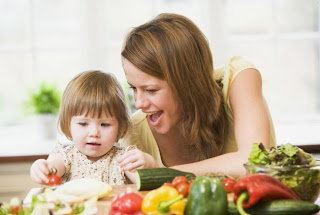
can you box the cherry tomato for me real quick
[176,182,190,197]
[172,176,188,188]
[47,174,62,186]
[11,205,20,214]
[222,177,236,193]
[188,179,195,193]
[47,168,62,186]
[188,179,194,185]
[162,182,175,188]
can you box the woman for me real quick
[117,13,276,177]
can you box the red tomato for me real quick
[172,176,188,188]
[188,179,194,185]
[11,205,20,214]
[176,182,190,197]
[222,177,236,193]
[188,179,195,193]
[162,182,175,188]
[47,174,62,186]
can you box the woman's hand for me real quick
[117,148,159,172]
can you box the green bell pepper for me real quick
[185,175,228,215]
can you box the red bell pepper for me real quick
[109,190,145,215]
[233,174,298,214]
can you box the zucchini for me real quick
[228,199,320,215]
[135,168,196,191]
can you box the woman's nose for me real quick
[134,91,148,109]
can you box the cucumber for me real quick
[135,168,196,191]
[228,199,320,215]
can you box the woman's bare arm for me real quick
[172,68,271,177]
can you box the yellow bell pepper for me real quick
[141,186,185,215]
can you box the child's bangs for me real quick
[74,94,114,119]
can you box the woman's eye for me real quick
[146,89,157,93]
[129,86,137,91]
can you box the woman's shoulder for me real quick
[214,56,257,81]
[228,56,257,76]
[215,56,259,110]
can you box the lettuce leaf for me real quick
[248,142,270,165]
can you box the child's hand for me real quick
[30,159,53,185]
[117,148,159,172]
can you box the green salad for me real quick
[247,142,320,202]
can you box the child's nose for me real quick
[89,125,100,137]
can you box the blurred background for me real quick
[0,0,319,149]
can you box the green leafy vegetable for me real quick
[73,203,85,214]
[248,142,270,165]
[249,142,315,166]
[247,142,320,202]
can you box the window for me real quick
[225,0,320,145]
[0,0,319,153]
[0,0,212,153]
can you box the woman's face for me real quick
[123,59,181,134]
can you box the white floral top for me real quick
[52,143,130,185]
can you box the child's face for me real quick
[70,111,119,162]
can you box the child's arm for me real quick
[117,148,159,172]
[30,152,65,185]
[124,171,136,184]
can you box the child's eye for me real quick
[79,122,88,126]
[101,123,110,127]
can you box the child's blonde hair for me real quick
[58,70,131,141]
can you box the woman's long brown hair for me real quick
[121,13,228,160]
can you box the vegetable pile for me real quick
[107,169,319,215]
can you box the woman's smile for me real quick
[148,111,163,126]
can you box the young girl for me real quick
[30,70,158,185]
